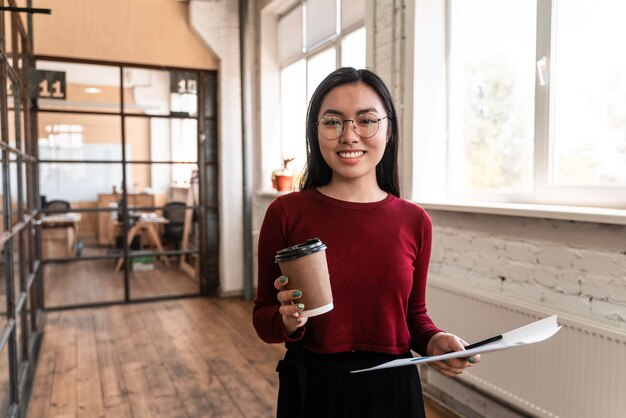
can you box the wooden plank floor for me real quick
[43,259,199,308]
[27,297,459,418]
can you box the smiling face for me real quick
[317,82,389,187]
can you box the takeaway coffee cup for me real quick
[275,238,333,317]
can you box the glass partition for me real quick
[43,259,125,308]
[0,346,9,415]
[35,61,121,113]
[34,59,215,308]
[37,113,122,162]
[124,116,197,163]
[9,158,19,226]
[39,162,123,203]
[1,6,50,416]
[0,243,7,331]
[122,68,199,117]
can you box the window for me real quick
[274,0,366,178]
[443,0,626,208]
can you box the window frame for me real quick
[260,0,365,190]
[409,0,626,212]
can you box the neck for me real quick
[317,178,388,203]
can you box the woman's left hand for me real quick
[426,332,481,377]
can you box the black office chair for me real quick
[162,201,187,249]
[43,199,84,256]
[45,199,71,214]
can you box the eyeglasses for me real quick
[316,113,389,141]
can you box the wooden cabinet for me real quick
[96,193,155,245]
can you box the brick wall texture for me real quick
[428,210,626,329]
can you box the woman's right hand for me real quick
[274,275,307,336]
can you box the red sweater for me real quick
[253,188,442,355]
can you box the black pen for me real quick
[464,334,503,350]
[411,334,504,362]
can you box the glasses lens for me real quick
[318,115,343,140]
[354,113,380,138]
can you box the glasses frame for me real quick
[316,113,389,141]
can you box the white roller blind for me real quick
[306,0,337,49]
[278,5,303,66]
[341,0,365,30]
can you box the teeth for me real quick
[338,151,365,159]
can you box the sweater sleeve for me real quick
[252,197,305,344]
[407,209,443,355]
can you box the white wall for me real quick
[189,0,245,295]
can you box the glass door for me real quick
[35,58,219,307]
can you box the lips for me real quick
[338,151,365,159]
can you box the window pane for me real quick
[448,0,536,194]
[0,345,9,414]
[16,305,29,371]
[39,162,123,203]
[170,71,198,117]
[7,90,25,153]
[280,60,307,171]
[123,68,170,116]
[9,157,19,226]
[278,5,303,65]
[37,113,122,162]
[36,61,121,113]
[342,0,365,30]
[124,117,197,164]
[552,1,626,186]
[341,27,366,69]
[306,0,337,49]
[0,167,4,231]
[0,244,7,329]
[307,47,336,102]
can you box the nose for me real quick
[339,120,359,143]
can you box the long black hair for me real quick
[298,67,401,197]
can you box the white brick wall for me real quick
[428,210,626,329]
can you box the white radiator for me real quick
[425,278,626,418]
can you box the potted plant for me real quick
[272,157,295,192]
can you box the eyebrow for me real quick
[321,107,380,116]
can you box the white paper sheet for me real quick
[351,315,561,373]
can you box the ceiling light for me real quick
[84,87,102,94]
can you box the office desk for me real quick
[41,213,82,257]
[96,192,156,245]
[115,214,170,271]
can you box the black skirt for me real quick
[276,347,426,418]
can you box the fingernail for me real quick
[468,357,476,364]
[296,303,304,310]
[293,290,302,297]
[280,276,288,283]
[443,359,449,364]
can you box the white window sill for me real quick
[255,190,626,225]
[256,189,293,198]
[417,200,626,226]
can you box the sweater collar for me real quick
[308,188,395,210]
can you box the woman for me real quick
[253,67,478,418]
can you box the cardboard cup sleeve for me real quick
[275,239,333,317]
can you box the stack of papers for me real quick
[351,315,561,373]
